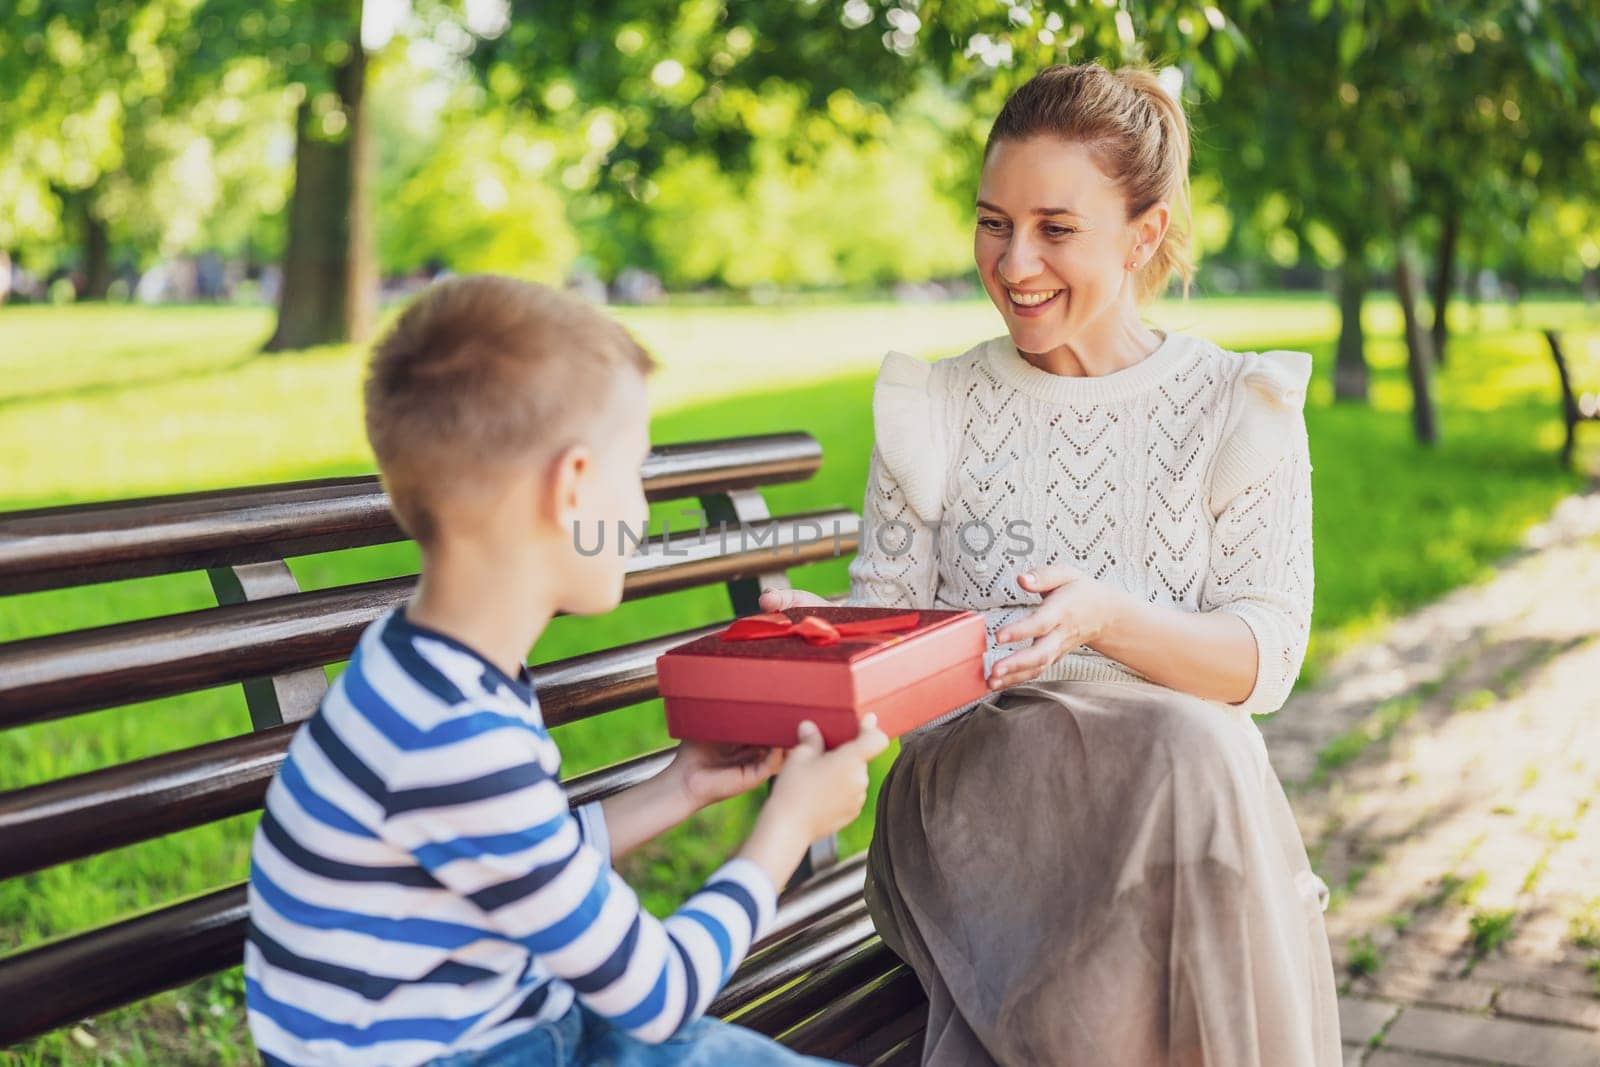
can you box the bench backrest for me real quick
[0,432,858,1044]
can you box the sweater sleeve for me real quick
[1201,351,1316,716]
[847,351,944,610]
[380,724,777,1043]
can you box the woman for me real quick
[762,63,1342,1065]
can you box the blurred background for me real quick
[2,1,1599,1062]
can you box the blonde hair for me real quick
[984,63,1194,303]
[364,275,656,545]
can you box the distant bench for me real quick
[1545,329,1598,468]
[0,431,928,1063]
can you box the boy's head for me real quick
[365,274,657,615]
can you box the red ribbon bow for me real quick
[718,611,922,647]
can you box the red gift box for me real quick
[656,607,988,748]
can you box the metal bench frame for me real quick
[1546,329,1599,468]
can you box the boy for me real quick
[244,275,887,1066]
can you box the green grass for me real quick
[1346,932,1382,979]
[1569,897,1600,950]
[0,293,1595,1062]
[1468,908,1519,960]
[1432,870,1490,909]
[1309,695,1421,784]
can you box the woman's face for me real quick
[974,136,1158,355]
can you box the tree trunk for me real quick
[265,22,375,352]
[0,250,11,306]
[1466,254,1483,332]
[83,202,112,301]
[1394,237,1439,446]
[1335,252,1370,402]
[1429,203,1458,366]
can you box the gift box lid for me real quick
[656,607,984,707]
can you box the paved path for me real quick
[1263,488,1600,1065]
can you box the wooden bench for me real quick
[1545,329,1599,468]
[0,432,928,1063]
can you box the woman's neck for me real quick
[1020,308,1164,378]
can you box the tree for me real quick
[261,13,373,350]
[1208,0,1600,441]
[180,0,377,349]
[1201,1,1390,403]
[370,52,580,282]
[1405,3,1600,362]
[0,0,204,296]
[0,1,296,300]
[468,0,1257,282]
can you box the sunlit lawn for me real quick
[0,292,1594,1063]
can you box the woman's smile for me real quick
[1006,287,1063,315]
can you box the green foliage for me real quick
[1310,696,1419,783]
[4,0,1594,296]
[641,84,971,288]
[469,0,1248,281]
[0,0,199,256]
[1431,870,1489,909]
[0,2,303,272]
[1205,0,1600,282]
[1468,908,1518,958]
[99,61,297,266]
[370,55,578,281]
[1346,933,1382,978]
[1570,898,1600,950]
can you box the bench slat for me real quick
[0,724,296,880]
[0,509,859,729]
[0,434,826,595]
[764,853,866,947]
[782,968,926,1061]
[732,939,903,1037]
[711,903,873,1015]
[0,882,247,1045]
[842,1011,927,1067]
[0,739,672,885]
[777,959,928,1062]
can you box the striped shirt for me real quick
[245,607,778,1066]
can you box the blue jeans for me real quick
[428,1001,843,1066]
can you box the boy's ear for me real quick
[540,443,590,528]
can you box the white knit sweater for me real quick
[845,330,1315,729]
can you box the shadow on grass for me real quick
[0,354,264,414]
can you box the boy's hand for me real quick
[736,716,890,892]
[766,716,891,840]
[669,741,784,810]
[757,588,832,611]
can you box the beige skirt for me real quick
[864,680,1342,1067]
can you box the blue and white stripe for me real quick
[245,608,776,1066]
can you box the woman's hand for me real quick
[758,588,832,611]
[988,564,1135,688]
[668,741,786,810]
